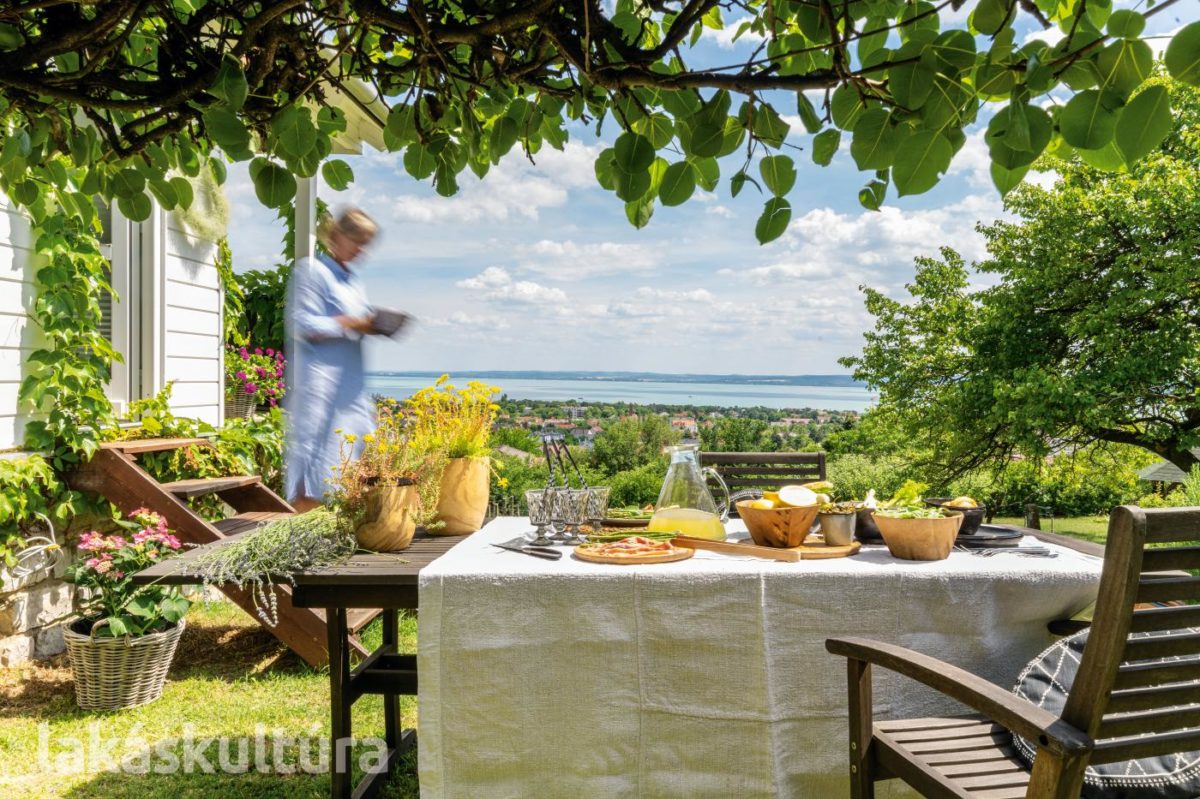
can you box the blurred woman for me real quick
[284,208,380,511]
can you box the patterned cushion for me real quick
[1012,629,1200,799]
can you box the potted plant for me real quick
[329,404,445,551]
[406,376,504,535]
[224,344,286,418]
[63,509,191,711]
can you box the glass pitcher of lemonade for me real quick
[646,445,730,541]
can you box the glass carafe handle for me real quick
[703,467,731,522]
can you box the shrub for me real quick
[826,454,921,502]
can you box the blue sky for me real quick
[224,2,1195,376]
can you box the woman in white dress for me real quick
[284,208,380,512]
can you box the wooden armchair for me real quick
[826,505,1200,799]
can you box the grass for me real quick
[1,517,1115,798]
[993,515,1111,546]
[0,600,419,799]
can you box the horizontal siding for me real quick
[163,225,221,426]
[166,355,221,385]
[0,200,36,449]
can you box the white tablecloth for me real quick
[417,518,1103,798]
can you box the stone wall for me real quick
[0,560,74,667]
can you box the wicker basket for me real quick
[224,391,256,419]
[64,617,185,711]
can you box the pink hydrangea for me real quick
[266,348,274,356]
[236,370,247,380]
[244,383,257,394]
[254,347,263,355]
[94,559,113,574]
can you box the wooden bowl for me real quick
[736,500,820,548]
[872,512,963,561]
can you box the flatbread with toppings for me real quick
[574,536,694,564]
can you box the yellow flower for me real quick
[345,434,358,443]
[364,433,376,443]
[497,477,509,488]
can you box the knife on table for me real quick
[492,540,563,560]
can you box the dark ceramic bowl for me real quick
[924,498,986,536]
[854,505,883,542]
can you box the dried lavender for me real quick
[182,510,355,626]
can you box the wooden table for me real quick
[134,531,468,799]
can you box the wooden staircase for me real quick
[68,438,378,666]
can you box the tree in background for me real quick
[845,76,1200,476]
[591,416,680,475]
[700,417,774,452]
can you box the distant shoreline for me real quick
[368,370,864,388]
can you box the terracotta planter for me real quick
[355,483,418,551]
[872,512,963,561]
[433,456,491,535]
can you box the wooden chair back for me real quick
[1061,505,1200,766]
[699,451,827,495]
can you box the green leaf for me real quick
[110,168,146,199]
[117,192,152,222]
[202,107,251,158]
[11,179,39,207]
[1114,85,1172,168]
[210,54,248,110]
[613,132,655,173]
[625,196,654,229]
[730,171,761,198]
[434,162,459,197]
[1106,10,1145,39]
[690,156,719,191]
[986,103,1052,168]
[1076,139,1126,171]
[594,148,616,191]
[796,93,823,134]
[889,63,935,110]
[892,130,953,196]
[633,113,674,148]
[614,168,651,202]
[659,161,696,207]
[385,105,417,150]
[1058,89,1121,150]
[849,108,896,170]
[812,129,841,166]
[321,159,354,191]
[686,122,724,158]
[272,106,317,161]
[1165,21,1200,86]
[751,104,789,149]
[209,158,227,185]
[147,177,178,210]
[1097,40,1153,99]
[831,85,869,131]
[404,144,437,179]
[249,158,296,207]
[169,176,194,209]
[489,116,520,163]
[972,0,1013,36]
[990,162,1029,196]
[931,30,977,72]
[755,197,791,244]
[759,155,796,197]
[858,179,887,211]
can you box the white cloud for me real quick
[948,130,993,189]
[706,204,736,218]
[378,140,605,224]
[456,266,569,305]
[633,286,715,303]
[516,239,660,280]
[701,16,766,49]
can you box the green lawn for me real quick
[2,518,1114,798]
[993,515,1111,546]
[0,600,418,799]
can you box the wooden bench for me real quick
[700,451,827,514]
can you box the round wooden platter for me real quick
[573,544,695,565]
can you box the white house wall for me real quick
[164,219,222,426]
[0,199,42,450]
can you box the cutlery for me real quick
[493,540,562,561]
[956,545,1057,558]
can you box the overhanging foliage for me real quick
[0,1,1197,242]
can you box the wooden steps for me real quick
[163,475,263,498]
[68,437,376,667]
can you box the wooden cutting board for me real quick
[672,535,860,562]
[574,545,695,565]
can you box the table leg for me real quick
[327,607,352,799]
[381,609,401,751]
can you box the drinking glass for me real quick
[555,488,590,543]
[525,489,555,546]
[585,487,611,538]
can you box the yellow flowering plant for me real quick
[405,376,502,460]
[327,403,446,528]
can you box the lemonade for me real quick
[645,507,727,541]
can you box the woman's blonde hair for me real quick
[318,207,379,246]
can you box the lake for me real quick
[366,374,875,411]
